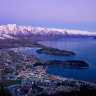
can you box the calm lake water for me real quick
[9,38,96,83]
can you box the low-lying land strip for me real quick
[0,39,76,56]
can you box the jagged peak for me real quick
[7,24,17,27]
[0,24,96,39]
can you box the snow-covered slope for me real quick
[0,24,96,39]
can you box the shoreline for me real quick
[0,48,96,96]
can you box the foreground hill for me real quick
[0,24,96,39]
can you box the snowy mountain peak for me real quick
[7,24,17,27]
[0,24,96,39]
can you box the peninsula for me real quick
[36,47,75,56]
[34,60,89,69]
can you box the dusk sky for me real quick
[0,0,96,31]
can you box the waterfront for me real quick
[1,38,96,96]
[8,38,96,83]
[1,49,96,96]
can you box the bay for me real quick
[9,38,96,83]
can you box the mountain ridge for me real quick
[0,24,96,39]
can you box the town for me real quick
[0,48,96,96]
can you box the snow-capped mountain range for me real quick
[0,24,96,39]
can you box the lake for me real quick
[9,38,96,83]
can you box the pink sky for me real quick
[0,0,96,26]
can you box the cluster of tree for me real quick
[0,87,12,96]
[37,85,96,96]
[37,89,96,96]
[1,83,96,96]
